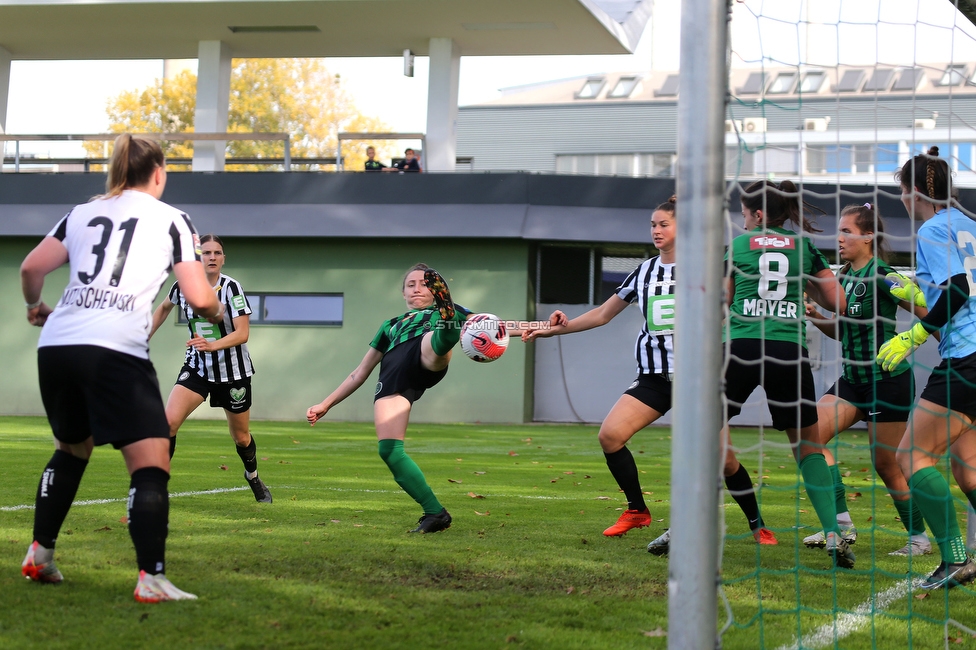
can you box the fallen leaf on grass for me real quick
[455,458,463,462]
[915,593,928,600]
[219,465,228,470]
[475,511,490,516]
[353,524,363,527]
[508,451,518,456]
[843,471,852,477]
[761,475,770,479]
[522,438,532,442]
[643,628,667,638]
[566,586,574,594]
[563,471,574,475]
[119,516,128,524]
[448,478,462,484]
[595,496,611,500]
[278,461,292,465]
[474,471,486,475]
[331,519,341,523]
[95,526,111,532]
[584,475,591,479]
[550,479,559,483]
[292,439,301,444]
[799,509,807,513]
[468,492,485,499]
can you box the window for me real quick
[940,64,967,87]
[836,69,865,92]
[178,293,344,326]
[767,72,796,94]
[863,69,894,91]
[799,71,825,93]
[894,68,924,91]
[600,256,645,302]
[735,72,765,95]
[654,74,680,97]
[608,76,640,98]
[538,247,592,304]
[727,146,798,175]
[575,77,606,99]
[555,153,674,177]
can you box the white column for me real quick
[425,38,460,172]
[192,41,232,172]
[0,45,11,135]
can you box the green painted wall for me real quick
[1,237,534,424]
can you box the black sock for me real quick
[604,447,647,512]
[725,463,764,531]
[128,467,170,575]
[168,436,177,460]
[33,450,88,549]
[236,436,257,475]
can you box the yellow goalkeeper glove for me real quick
[885,272,927,308]
[876,322,930,372]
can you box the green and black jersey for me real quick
[369,304,472,354]
[726,226,830,345]
[837,258,909,383]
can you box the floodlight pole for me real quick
[669,0,729,648]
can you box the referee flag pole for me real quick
[669,0,729,647]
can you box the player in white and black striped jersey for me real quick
[525,196,767,551]
[150,234,270,503]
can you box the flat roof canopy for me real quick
[0,0,649,59]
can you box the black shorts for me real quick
[38,345,169,449]
[176,365,252,412]
[724,338,818,431]
[375,336,448,403]
[623,373,673,414]
[826,371,914,423]
[919,352,976,421]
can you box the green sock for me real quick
[430,315,463,356]
[909,467,967,563]
[378,439,443,515]
[893,498,927,536]
[798,453,839,535]
[829,463,849,517]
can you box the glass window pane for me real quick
[876,143,900,172]
[609,76,639,98]
[768,73,796,94]
[799,71,824,93]
[261,295,343,325]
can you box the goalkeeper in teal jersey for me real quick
[306,264,519,534]
[878,147,976,589]
[724,180,853,568]
[804,203,930,557]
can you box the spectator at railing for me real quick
[390,148,422,173]
[364,146,387,172]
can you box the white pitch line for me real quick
[1,485,616,511]
[776,577,923,650]
[0,487,248,511]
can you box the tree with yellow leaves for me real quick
[85,58,395,170]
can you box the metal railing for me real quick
[0,132,292,172]
[336,132,426,171]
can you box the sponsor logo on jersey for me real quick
[193,233,202,256]
[749,235,795,250]
[229,387,247,405]
[374,381,383,395]
[179,371,190,382]
[231,294,246,311]
[848,303,862,317]
[628,380,639,390]
[853,282,867,297]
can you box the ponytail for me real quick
[103,134,165,198]
[740,180,823,233]
[895,145,954,207]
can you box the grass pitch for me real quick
[1,416,974,649]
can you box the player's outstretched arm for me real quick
[149,298,176,339]
[173,260,224,324]
[806,269,847,315]
[307,347,384,425]
[523,296,629,341]
[20,236,68,326]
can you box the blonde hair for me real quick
[103,134,165,198]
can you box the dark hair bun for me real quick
[928,146,940,157]
[668,195,676,204]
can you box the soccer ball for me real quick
[460,313,509,362]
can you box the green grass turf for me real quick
[1,416,974,649]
